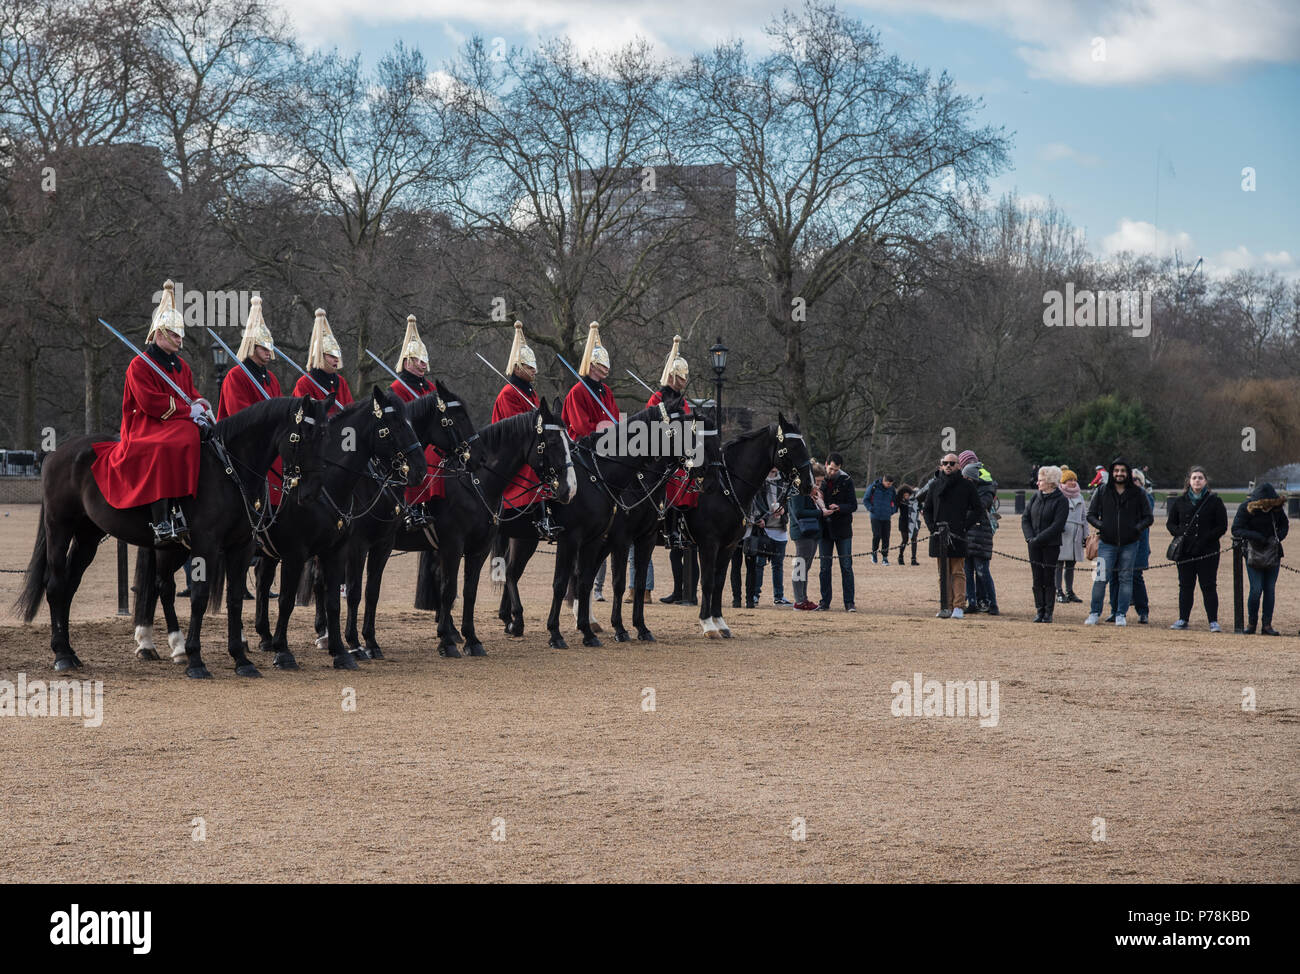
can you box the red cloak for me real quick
[562,379,618,440]
[292,370,353,413]
[390,377,445,503]
[91,351,202,508]
[491,379,543,509]
[218,362,284,504]
[647,388,698,508]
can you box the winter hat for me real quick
[1060,468,1078,483]
[961,463,981,480]
[957,450,979,468]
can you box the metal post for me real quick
[1232,539,1245,633]
[116,540,130,616]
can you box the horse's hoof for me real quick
[589,621,604,634]
[718,628,732,639]
[704,629,720,639]
[549,635,568,649]
[273,652,299,671]
[135,646,161,661]
[349,648,370,663]
[259,642,274,654]
[466,642,487,657]
[314,635,329,652]
[185,665,213,680]
[506,621,524,637]
[637,631,656,642]
[367,646,384,660]
[333,652,359,670]
[614,630,630,643]
[235,663,261,678]
[582,634,602,648]
[438,644,463,659]
[52,654,82,672]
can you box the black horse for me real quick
[15,394,329,677]
[600,406,720,642]
[495,396,689,649]
[338,381,476,660]
[685,415,813,638]
[418,398,577,658]
[252,387,427,671]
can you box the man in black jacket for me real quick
[922,453,986,619]
[1083,456,1153,626]
[817,453,858,611]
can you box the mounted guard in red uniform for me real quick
[491,322,562,541]
[217,296,284,504]
[561,321,618,439]
[646,334,698,550]
[292,308,353,412]
[90,280,212,545]
[388,315,444,522]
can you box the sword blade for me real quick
[476,352,537,411]
[208,327,271,401]
[365,349,418,400]
[97,318,197,410]
[555,353,617,425]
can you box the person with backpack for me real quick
[1166,465,1228,632]
[1022,465,1069,623]
[1054,468,1087,604]
[863,474,898,564]
[896,484,920,566]
[962,462,1000,615]
[1231,482,1288,635]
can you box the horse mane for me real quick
[211,396,292,442]
[330,395,377,427]
[723,424,774,456]
[575,402,672,450]
[478,410,536,451]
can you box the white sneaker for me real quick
[1114,614,1127,627]
[951,607,964,619]
[1209,622,1222,633]
[1084,613,1099,625]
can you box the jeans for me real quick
[1246,563,1279,626]
[870,518,891,554]
[755,539,787,600]
[819,536,855,607]
[792,538,818,603]
[964,556,996,607]
[1090,541,1138,617]
[730,546,757,604]
[1176,554,1219,622]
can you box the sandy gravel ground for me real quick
[0,502,1296,882]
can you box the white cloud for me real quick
[1208,245,1298,279]
[855,0,1300,85]
[1039,141,1101,167]
[1100,218,1194,258]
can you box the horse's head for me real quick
[686,402,721,479]
[366,385,427,488]
[408,377,478,470]
[774,411,813,494]
[529,397,576,504]
[278,395,332,496]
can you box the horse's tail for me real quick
[207,549,226,616]
[490,532,508,593]
[414,550,439,611]
[132,546,157,627]
[14,505,48,622]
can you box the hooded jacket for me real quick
[1231,483,1289,558]
[1085,457,1153,546]
[964,472,999,560]
[863,478,897,520]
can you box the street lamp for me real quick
[710,336,728,437]
[211,336,229,385]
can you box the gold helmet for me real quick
[395,314,428,371]
[578,320,609,377]
[506,321,536,375]
[146,279,185,343]
[659,334,688,386]
[235,295,275,361]
[306,308,342,370]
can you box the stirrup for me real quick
[404,503,429,529]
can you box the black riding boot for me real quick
[150,498,188,546]
[1032,585,1045,623]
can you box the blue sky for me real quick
[279,0,1299,278]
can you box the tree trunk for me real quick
[18,353,37,450]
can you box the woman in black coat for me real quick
[1166,465,1228,632]
[1231,482,1289,635]
[1022,465,1069,622]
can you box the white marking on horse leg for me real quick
[701,617,718,637]
[712,615,730,635]
[168,630,186,663]
[134,625,155,651]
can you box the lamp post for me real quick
[211,336,229,390]
[710,336,728,437]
